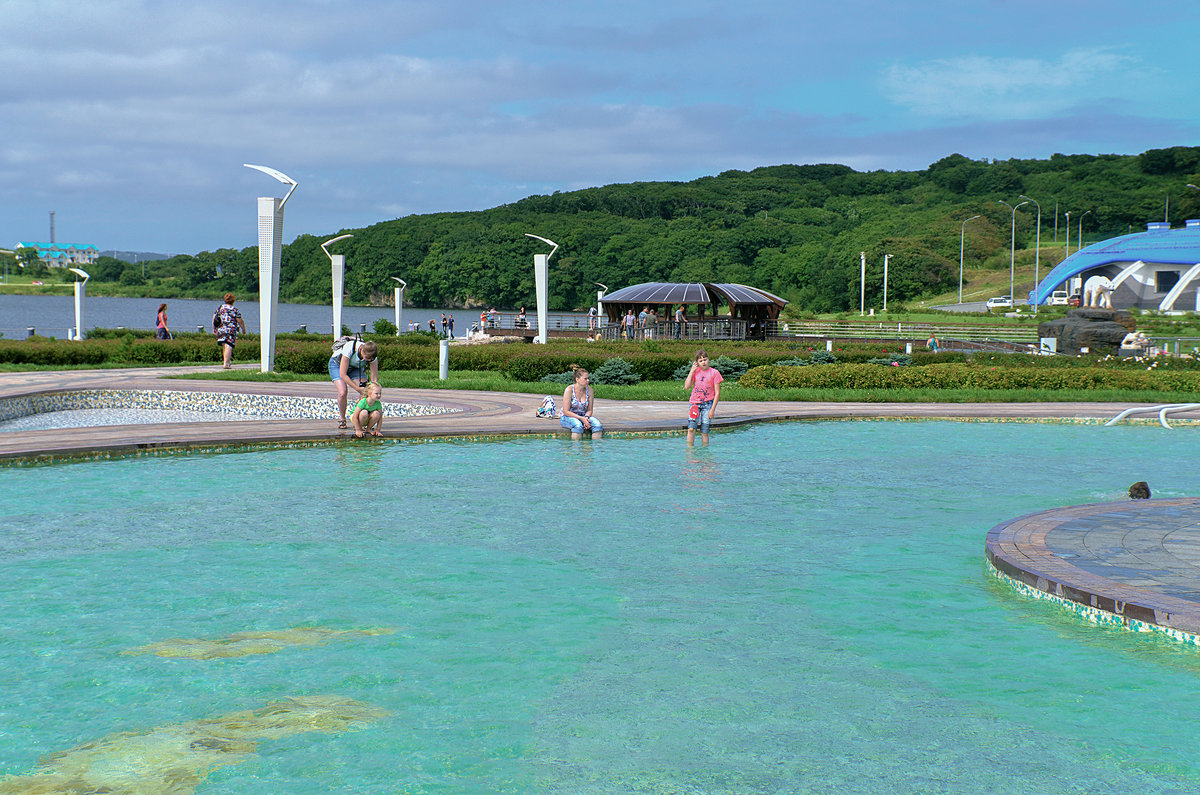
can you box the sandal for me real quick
[338,419,348,429]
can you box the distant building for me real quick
[14,242,100,269]
[1030,221,1200,310]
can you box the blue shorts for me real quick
[560,415,603,434]
[687,400,714,433]
[329,356,364,383]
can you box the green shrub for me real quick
[592,357,641,385]
[373,319,398,335]
[540,370,575,384]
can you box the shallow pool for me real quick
[2,421,1200,792]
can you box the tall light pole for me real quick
[958,215,980,304]
[1064,211,1072,259]
[1020,195,1041,313]
[1078,210,1092,254]
[1052,198,1059,244]
[68,267,89,340]
[243,163,298,372]
[391,277,406,335]
[321,234,353,338]
[594,282,607,332]
[882,253,890,312]
[859,251,866,316]
[998,200,1028,305]
[524,233,559,344]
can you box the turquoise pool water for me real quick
[3,421,1200,792]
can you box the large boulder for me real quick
[1037,309,1136,355]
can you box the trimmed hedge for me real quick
[740,363,1200,392]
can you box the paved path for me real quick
[6,364,1200,642]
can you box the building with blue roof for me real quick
[14,242,100,269]
[1029,220,1200,311]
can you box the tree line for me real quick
[88,146,1200,313]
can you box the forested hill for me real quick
[107,147,1200,312]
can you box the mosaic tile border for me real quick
[0,429,684,468]
[0,389,459,423]
[987,562,1200,647]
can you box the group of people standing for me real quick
[619,305,688,340]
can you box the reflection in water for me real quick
[0,695,388,794]
[123,626,395,659]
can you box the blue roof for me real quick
[1030,221,1200,305]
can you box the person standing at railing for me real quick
[926,334,939,353]
[674,305,686,339]
[623,309,635,340]
[588,305,598,332]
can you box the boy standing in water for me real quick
[683,349,723,446]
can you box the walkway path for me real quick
[5,364,1200,642]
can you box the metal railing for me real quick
[1106,404,1200,429]
[766,320,1039,344]
[599,319,749,342]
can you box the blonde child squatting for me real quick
[353,382,384,438]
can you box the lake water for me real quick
[0,294,586,339]
[2,421,1200,792]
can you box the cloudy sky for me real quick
[3,0,1197,254]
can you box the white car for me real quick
[985,295,1013,309]
[1048,290,1069,306]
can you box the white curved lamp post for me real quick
[594,282,607,331]
[1019,195,1041,312]
[321,234,353,338]
[244,163,298,372]
[998,200,1028,305]
[391,277,407,335]
[524,233,560,344]
[68,267,89,340]
[958,215,980,304]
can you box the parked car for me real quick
[985,295,1013,309]
[1049,290,1069,306]
[1067,292,1082,307]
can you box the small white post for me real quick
[69,267,89,340]
[439,338,449,380]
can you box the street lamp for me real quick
[391,276,406,335]
[244,163,298,372]
[1078,210,1092,254]
[321,234,353,338]
[998,200,1028,307]
[882,253,890,312]
[1019,195,1041,313]
[958,216,980,304]
[594,282,607,333]
[524,233,560,344]
[1064,210,1072,260]
[68,267,89,340]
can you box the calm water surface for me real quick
[1,421,1199,793]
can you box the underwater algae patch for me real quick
[122,625,396,659]
[0,695,388,794]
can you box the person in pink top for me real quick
[683,348,723,446]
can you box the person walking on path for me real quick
[441,313,448,337]
[684,349,723,446]
[156,303,171,340]
[212,293,246,369]
[329,338,379,430]
[448,314,455,339]
[560,366,603,440]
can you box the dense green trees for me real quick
[103,147,1200,312]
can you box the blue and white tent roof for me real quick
[1030,221,1200,305]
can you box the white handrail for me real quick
[1106,403,1200,429]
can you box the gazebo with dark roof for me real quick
[599,281,787,340]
